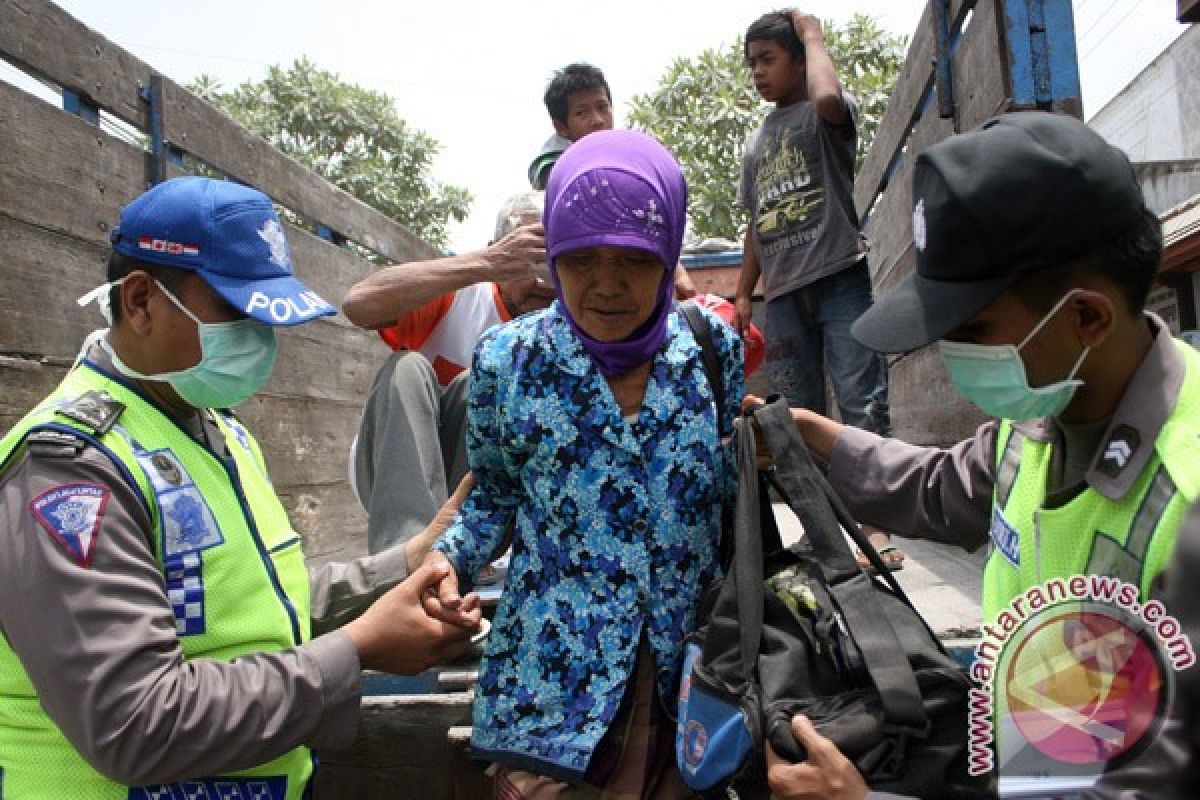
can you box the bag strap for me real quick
[731,418,767,680]
[751,399,929,736]
[680,301,726,436]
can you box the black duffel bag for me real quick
[675,398,993,798]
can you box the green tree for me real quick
[628,14,905,241]
[190,58,471,251]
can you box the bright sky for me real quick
[38,1,1191,254]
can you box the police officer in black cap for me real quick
[758,110,1198,799]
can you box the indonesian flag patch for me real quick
[29,483,109,567]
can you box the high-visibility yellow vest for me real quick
[982,339,1200,622]
[0,362,314,800]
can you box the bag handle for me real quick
[750,399,929,735]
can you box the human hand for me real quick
[420,549,481,626]
[790,9,824,39]
[766,715,868,800]
[404,472,475,574]
[732,294,753,335]
[739,394,774,470]
[344,561,482,674]
[674,265,699,300]
[486,223,546,281]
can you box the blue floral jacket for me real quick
[435,302,744,781]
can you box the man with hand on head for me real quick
[0,175,480,800]
[343,191,556,554]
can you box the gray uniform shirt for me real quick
[0,353,411,786]
[738,93,866,301]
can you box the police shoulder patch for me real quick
[56,390,124,436]
[29,483,109,566]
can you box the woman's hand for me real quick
[420,549,481,627]
[343,561,482,674]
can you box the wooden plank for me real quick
[0,0,151,130]
[854,0,936,218]
[864,0,1008,292]
[953,0,1011,128]
[865,111,955,291]
[888,346,988,446]
[0,214,111,361]
[277,482,367,564]
[283,223,374,330]
[0,80,147,247]
[855,0,974,218]
[237,385,367,484]
[156,79,438,265]
[0,359,66,436]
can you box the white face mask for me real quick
[937,289,1090,420]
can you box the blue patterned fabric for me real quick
[435,302,744,780]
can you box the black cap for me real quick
[852,111,1146,353]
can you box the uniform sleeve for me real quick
[827,420,999,551]
[308,543,409,636]
[433,332,519,584]
[0,440,361,786]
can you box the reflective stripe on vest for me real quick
[0,362,313,800]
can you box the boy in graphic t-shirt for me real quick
[732,9,903,571]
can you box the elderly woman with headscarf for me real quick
[426,130,744,798]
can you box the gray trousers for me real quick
[353,350,470,554]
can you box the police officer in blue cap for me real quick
[0,176,481,799]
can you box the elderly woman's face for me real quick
[556,246,666,342]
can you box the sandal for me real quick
[856,533,905,575]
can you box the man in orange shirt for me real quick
[343,193,554,553]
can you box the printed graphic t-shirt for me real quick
[738,94,866,302]
[378,282,511,386]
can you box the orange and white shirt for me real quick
[378,283,512,386]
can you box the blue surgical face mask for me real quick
[79,277,277,408]
[938,290,1091,420]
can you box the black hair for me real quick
[745,11,805,61]
[543,63,611,125]
[1009,208,1163,316]
[105,251,191,324]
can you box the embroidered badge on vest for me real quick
[165,551,206,636]
[133,448,226,556]
[55,390,124,436]
[29,483,109,567]
[990,507,1020,567]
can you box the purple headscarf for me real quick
[544,130,688,376]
